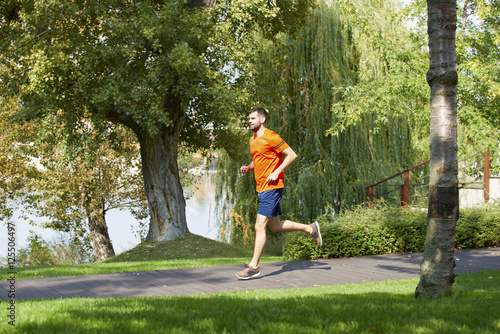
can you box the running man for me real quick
[235,107,322,280]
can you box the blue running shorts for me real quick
[257,188,283,217]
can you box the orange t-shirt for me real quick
[250,128,290,193]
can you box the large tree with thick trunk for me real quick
[0,0,313,242]
[415,0,459,298]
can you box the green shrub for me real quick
[16,232,55,267]
[283,202,500,261]
[455,204,500,249]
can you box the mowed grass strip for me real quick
[2,270,499,333]
[0,233,281,279]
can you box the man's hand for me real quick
[266,171,280,183]
[265,147,297,183]
[240,164,253,174]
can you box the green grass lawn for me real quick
[0,233,282,279]
[1,270,498,333]
[2,234,499,333]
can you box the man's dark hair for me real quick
[249,107,267,122]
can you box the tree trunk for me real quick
[136,107,189,242]
[87,200,115,261]
[106,92,189,242]
[415,0,458,299]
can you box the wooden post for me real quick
[368,186,374,209]
[400,170,410,208]
[484,151,490,201]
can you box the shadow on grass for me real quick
[12,270,500,334]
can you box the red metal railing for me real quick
[363,152,491,208]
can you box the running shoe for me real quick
[310,221,322,247]
[235,264,260,279]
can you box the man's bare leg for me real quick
[248,214,268,269]
[267,216,313,233]
[249,215,313,269]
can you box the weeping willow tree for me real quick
[216,0,429,244]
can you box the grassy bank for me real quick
[0,233,281,279]
[2,270,499,333]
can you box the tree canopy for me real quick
[0,0,316,242]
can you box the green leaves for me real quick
[452,0,500,173]
[328,0,430,149]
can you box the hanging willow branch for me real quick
[216,0,428,244]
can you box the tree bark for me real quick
[106,92,190,242]
[415,0,458,299]
[136,104,189,242]
[87,207,116,261]
[81,184,115,261]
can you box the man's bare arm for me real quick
[266,147,297,182]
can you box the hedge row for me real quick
[282,203,500,261]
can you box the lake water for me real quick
[0,170,218,258]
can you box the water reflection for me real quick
[185,170,218,240]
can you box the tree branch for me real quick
[104,104,140,134]
[185,0,218,9]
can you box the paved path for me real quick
[1,247,499,301]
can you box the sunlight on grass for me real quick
[6,256,282,279]
[2,270,499,333]
[0,234,281,279]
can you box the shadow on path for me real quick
[265,260,332,278]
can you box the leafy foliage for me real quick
[0,0,318,241]
[455,204,500,248]
[8,231,94,267]
[0,0,316,151]
[456,0,500,172]
[20,122,148,230]
[327,0,431,155]
[0,94,38,221]
[216,0,500,249]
